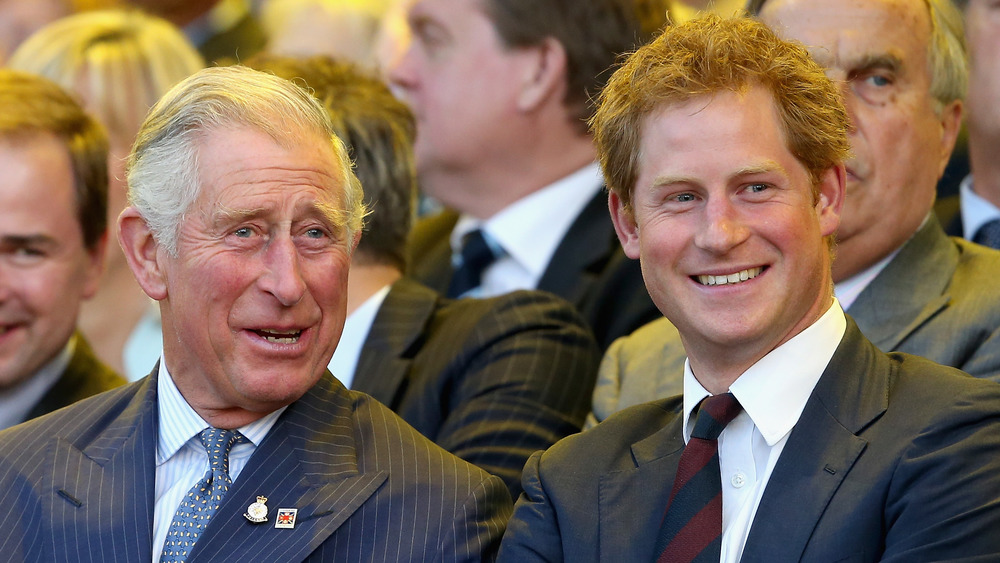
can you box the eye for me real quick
[674,193,696,203]
[865,74,891,87]
[233,226,253,238]
[305,228,325,239]
[747,183,769,193]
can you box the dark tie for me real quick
[655,393,743,563]
[447,229,499,298]
[160,428,245,562]
[973,218,1000,250]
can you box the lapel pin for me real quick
[275,508,298,529]
[244,496,269,523]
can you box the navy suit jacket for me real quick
[408,191,660,350]
[351,278,601,497]
[499,319,1000,562]
[0,369,512,562]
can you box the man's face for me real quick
[388,0,535,201]
[760,0,960,280]
[610,87,842,372]
[0,133,104,389]
[965,0,1000,147]
[156,126,355,420]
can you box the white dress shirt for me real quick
[959,175,1000,241]
[152,360,285,561]
[450,163,604,297]
[681,300,847,563]
[0,335,74,430]
[327,284,390,388]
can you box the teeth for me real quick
[698,267,763,286]
[258,329,301,344]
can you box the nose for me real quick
[694,197,750,255]
[260,235,307,307]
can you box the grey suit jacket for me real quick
[0,369,512,562]
[589,217,1000,425]
[408,192,660,350]
[500,319,1000,562]
[352,278,601,498]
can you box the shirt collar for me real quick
[451,163,604,279]
[327,283,391,388]
[155,359,286,465]
[960,175,1000,241]
[682,299,847,445]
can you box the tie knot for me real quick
[691,393,742,440]
[198,428,243,473]
[458,229,497,270]
[973,218,1000,250]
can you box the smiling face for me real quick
[759,0,960,280]
[150,126,355,424]
[0,133,104,390]
[611,87,843,383]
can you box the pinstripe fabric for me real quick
[352,278,601,498]
[0,367,512,562]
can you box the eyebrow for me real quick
[849,53,903,74]
[0,234,58,247]
[213,201,347,228]
[647,162,784,189]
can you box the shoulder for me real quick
[0,380,146,473]
[540,396,683,474]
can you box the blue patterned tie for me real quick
[160,428,244,562]
[448,229,501,298]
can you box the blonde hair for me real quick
[592,14,850,215]
[8,9,204,146]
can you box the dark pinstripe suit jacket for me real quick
[501,320,1000,561]
[408,191,661,350]
[0,369,512,562]
[25,333,125,422]
[352,278,601,498]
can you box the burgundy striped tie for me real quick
[655,392,743,562]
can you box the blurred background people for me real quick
[394,0,670,350]
[938,0,1000,249]
[8,9,205,379]
[123,0,265,63]
[0,70,124,430]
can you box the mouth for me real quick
[694,267,764,287]
[251,328,304,344]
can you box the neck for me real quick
[422,129,596,220]
[346,258,402,315]
[968,130,1000,209]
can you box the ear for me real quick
[814,163,846,238]
[516,37,568,113]
[118,206,168,300]
[936,99,963,179]
[609,190,641,259]
[80,231,109,300]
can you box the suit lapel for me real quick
[48,374,158,562]
[538,190,618,304]
[598,406,686,561]
[848,218,957,351]
[189,375,387,562]
[352,279,438,407]
[741,320,890,562]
